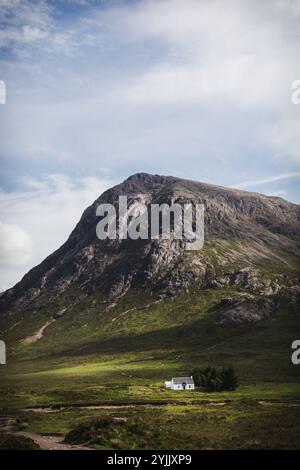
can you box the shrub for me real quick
[64,417,113,444]
[0,432,40,450]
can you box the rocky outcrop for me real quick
[218,296,276,325]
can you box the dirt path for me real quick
[0,416,92,450]
[22,319,56,345]
[21,398,300,414]
[22,400,231,413]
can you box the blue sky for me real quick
[0,0,300,289]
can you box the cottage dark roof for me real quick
[172,377,194,385]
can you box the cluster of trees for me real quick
[192,366,238,392]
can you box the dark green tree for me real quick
[192,366,238,392]
[220,366,238,391]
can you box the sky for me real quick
[0,0,300,290]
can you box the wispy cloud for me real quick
[0,0,53,47]
[234,172,300,189]
[0,0,100,55]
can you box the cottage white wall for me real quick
[170,383,194,390]
[165,378,195,390]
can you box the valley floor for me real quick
[1,400,300,450]
[1,289,299,449]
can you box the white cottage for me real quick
[165,376,195,390]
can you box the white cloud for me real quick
[109,0,300,165]
[0,173,116,290]
[264,117,300,163]
[117,58,287,110]
[0,221,33,266]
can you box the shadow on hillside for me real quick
[41,312,262,361]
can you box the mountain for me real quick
[1,172,299,326]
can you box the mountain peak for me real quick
[116,172,173,194]
[0,174,299,316]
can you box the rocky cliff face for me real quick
[1,173,299,320]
